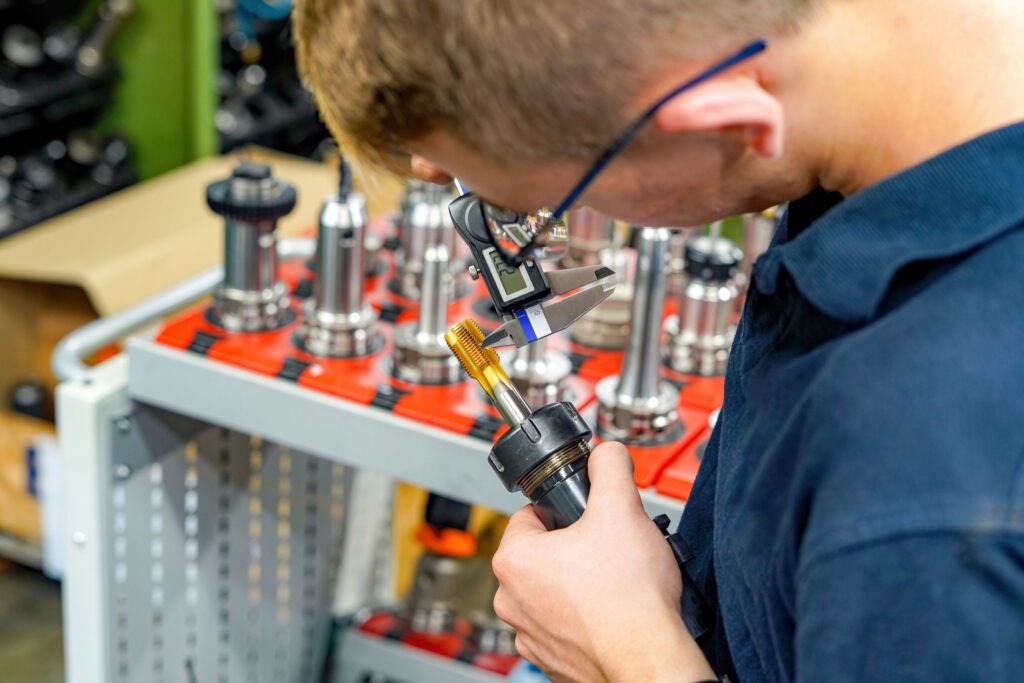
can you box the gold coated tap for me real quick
[445,319,533,427]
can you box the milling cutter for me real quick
[392,243,465,384]
[664,234,744,376]
[503,339,573,408]
[595,228,684,446]
[294,161,382,357]
[205,162,297,332]
[391,182,461,300]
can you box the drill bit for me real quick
[444,320,532,428]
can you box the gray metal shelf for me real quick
[335,627,506,683]
[127,336,686,522]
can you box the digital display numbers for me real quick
[488,249,529,295]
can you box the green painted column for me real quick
[98,0,219,179]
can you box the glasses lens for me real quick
[482,202,568,264]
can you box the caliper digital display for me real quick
[448,194,551,315]
[483,247,535,302]
[448,191,615,348]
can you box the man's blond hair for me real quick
[294,1,815,173]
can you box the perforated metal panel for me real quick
[107,405,350,683]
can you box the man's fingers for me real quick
[586,442,643,513]
[493,586,517,627]
[504,504,548,539]
[493,505,548,584]
[410,155,454,184]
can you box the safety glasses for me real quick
[483,38,768,265]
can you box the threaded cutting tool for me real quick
[445,318,713,640]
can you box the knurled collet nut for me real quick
[489,402,592,492]
[205,164,298,222]
[684,237,743,282]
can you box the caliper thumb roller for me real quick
[444,319,711,639]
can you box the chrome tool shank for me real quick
[596,227,682,445]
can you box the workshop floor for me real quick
[0,560,64,683]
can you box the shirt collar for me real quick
[752,121,1024,323]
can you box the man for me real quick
[295,1,1024,680]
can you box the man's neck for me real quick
[780,0,1024,196]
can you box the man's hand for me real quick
[491,442,716,683]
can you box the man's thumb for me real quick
[586,442,643,512]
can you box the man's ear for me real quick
[410,155,455,184]
[654,74,784,158]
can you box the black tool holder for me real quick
[489,401,712,639]
[0,67,118,152]
[0,1,137,238]
[216,9,329,156]
[0,134,138,244]
[1,0,131,154]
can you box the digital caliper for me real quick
[447,192,616,348]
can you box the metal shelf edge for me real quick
[126,337,685,522]
[335,627,506,683]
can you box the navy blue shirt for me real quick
[680,123,1024,682]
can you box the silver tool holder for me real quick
[565,208,634,350]
[563,208,617,268]
[206,162,297,332]
[505,339,572,408]
[667,226,707,295]
[664,235,744,377]
[295,188,382,357]
[392,183,460,300]
[596,227,683,445]
[404,552,472,634]
[461,562,517,657]
[393,244,465,384]
[569,243,635,350]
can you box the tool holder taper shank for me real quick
[489,402,592,530]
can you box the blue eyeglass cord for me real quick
[550,38,769,221]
